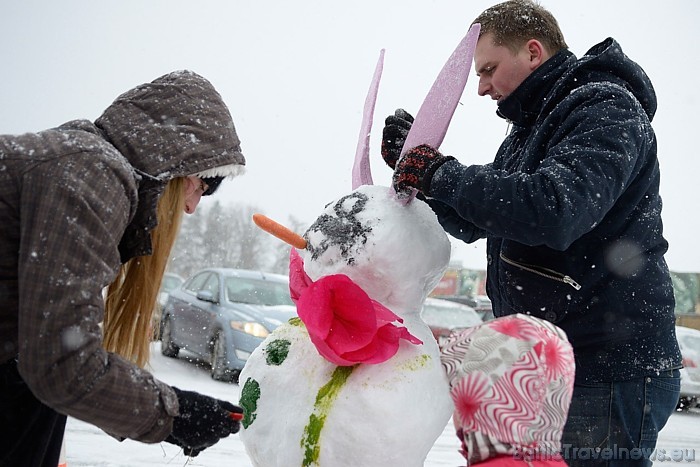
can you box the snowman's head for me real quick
[300,184,450,311]
[252,37,479,313]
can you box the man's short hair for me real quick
[473,0,568,54]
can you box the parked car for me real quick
[676,325,700,410]
[149,273,185,340]
[160,268,297,382]
[420,297,483,346]
[151,273,185,340]
[438,294,494,321]
[159,272,185,308]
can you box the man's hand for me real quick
[381,109,414,170]
[393,144,454,196]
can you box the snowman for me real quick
[239,25,480,467]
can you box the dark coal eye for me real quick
[304,192,372,265]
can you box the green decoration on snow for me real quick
[265,339,291,366]
[301,365,356,466]
[398,353,431,371]
[289,316,303,327]
[240,377,260,429]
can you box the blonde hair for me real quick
[103,177,185,367]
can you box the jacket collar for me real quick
[496,49,575,127]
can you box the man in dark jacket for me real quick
[382,1,681,465]
[0,70,245,466]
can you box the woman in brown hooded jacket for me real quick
[0,70,246,465]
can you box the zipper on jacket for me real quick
[500,253,582,290]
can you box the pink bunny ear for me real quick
[352,49,385,190]
[396,23,481,202]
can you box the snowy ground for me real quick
[64,342,700,466]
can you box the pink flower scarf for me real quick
[289,249,422,366]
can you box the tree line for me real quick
[167,201,307,280]
[167,201,700,316]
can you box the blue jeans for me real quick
[561,369,680,467]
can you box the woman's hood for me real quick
[94,70,246,261]
[94,70,245,180]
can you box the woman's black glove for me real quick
[381,108,414,169]
[164,387,243,457]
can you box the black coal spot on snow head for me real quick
[304,192,373,265]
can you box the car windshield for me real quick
[226,277,294,306]
[421,302,482,328]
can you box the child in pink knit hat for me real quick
[440,313,575,466]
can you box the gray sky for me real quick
[2,0,698,271]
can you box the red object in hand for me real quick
[229,411,243,421]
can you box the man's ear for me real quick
[526,39,547,70]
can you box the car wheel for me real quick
[211,330,236,383]
[160,317,180,358]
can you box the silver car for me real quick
[160,268,297,382]
[421,297,483,347]
[676,325,700,410]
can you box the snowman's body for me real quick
[239,185,454,466]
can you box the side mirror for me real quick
[196,290,217,304]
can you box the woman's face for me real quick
[183,176,209,214]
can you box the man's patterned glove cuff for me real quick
[393,144,454,196]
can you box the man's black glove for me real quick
[164,387,243,457]
[393,144,454,196]
[381,109,414,169]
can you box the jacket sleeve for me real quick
[16,150,178,443]
[429,83,653,250]
[424,197,487,244]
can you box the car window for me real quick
[202,273,220,300]
[226,277,294,306]
[184,272,212,293]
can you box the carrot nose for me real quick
[252,213,308,250]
